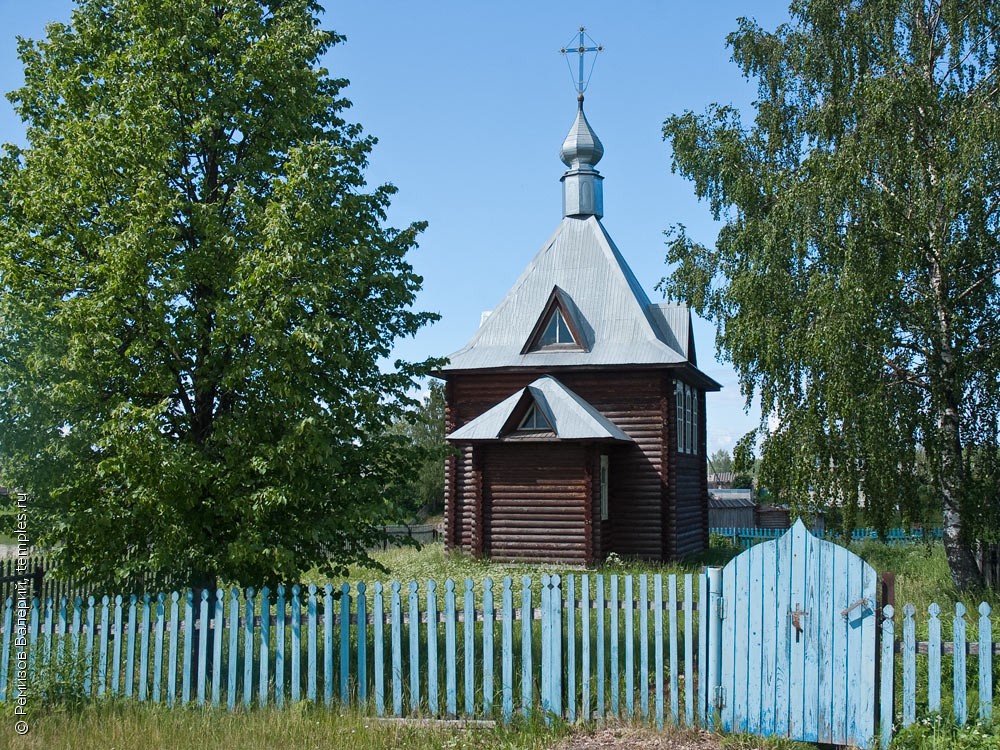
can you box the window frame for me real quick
[599,454,609,521]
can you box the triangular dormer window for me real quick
[522,287,587,353]
[541,308,574,346]
[517,404,552,431]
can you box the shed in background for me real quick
[708,489,754,529]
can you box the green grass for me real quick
[4,702,570,750]
[6,701,832,750]
[308,541,738,593]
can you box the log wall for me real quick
[444,369,709,563]
[482,443,588,563]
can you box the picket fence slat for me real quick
[373,582,384,716]
[427,580,438,714]
[501,577,512,721]
[84,597,95,697]
[260,587,270,708]
[927,603,941,713]
[581,575,590,722]
[902,603,915,727]
[339,583,350,705]
[551,574,562,719]
[669,575,679,725]
[227,589,239,709]
[654,574,664,729]
[639,575,649,721]
[596,574,605,719]
[391,580,402,716]
[153,595,164,703]
[409,581,419,713]
[97,597,110,697]
[624,575,633,717]
[684,574,694,727]
[568,575,577,722]
[610,575,619,715]
[195,591,207,707]
[326,584,335,708]
[540,574,552,722]
[358,583,368,703]
[139,595,150,702]
[307,585,317,704]
[183,591,194,704]
[166,593,178,706]
[244,588,256,708]
[484,577,495,717]
[955,602,967,725]
[979,602,992,723]
[879,606,894,749]
[520,576,531,718]
[464,578,475,717]
[445,579,457,716]
[212,589,224,708]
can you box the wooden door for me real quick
[719,520,877,748]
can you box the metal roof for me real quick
[708,489,754,507]
[447,375,633,443]
[443,216,717,380]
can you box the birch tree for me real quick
[663,0,1000,589]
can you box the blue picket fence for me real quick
[0,572,994,747]
[711,527,943,549]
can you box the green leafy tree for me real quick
[0,0,440,588]
[662,1,1000,589]
[708,448,734,476]
[386,380,450,519]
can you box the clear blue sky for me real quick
[0,1,795,455]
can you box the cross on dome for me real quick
[560,26,603,96]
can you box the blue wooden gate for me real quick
[717,519,877,748]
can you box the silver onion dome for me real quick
[560,95,604,170]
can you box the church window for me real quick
[676,381,700,455]
[600,455,609,520]
[540,308,575,346]
[692,390,699,453]
[522,287,586,353]
[517,404,551,431]
[676,382,685,453]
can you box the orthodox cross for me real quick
[560,27,603,95]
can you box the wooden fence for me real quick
[0,555,95,605]
[710,527,944,549]
[0,572,995,747]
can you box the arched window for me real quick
[675,381,700,455]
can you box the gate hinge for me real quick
[717,596,726,620]
[714,685,726,710]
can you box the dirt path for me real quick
[551,725,734,750]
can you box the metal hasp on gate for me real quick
[709,519,877,748]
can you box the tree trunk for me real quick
[937,384,983,590]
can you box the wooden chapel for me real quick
[435,89,720,565]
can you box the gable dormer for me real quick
[521,286,588,354]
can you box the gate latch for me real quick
[789,605,808,641]
[841,597,870,621]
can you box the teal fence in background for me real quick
[710,527,943,549]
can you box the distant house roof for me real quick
[441,216,719,390]
[708,489,754,508]
[709,471,735,485]
[447,375,633,443]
